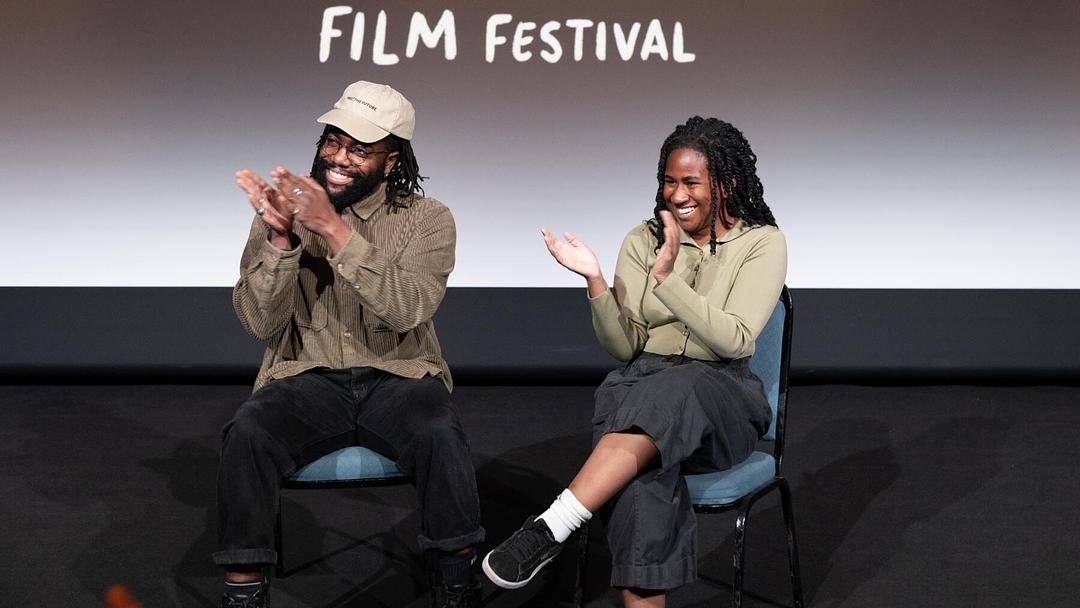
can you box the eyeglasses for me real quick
[320,136,389,164]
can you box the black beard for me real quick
[311,155,385,212]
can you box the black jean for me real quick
[214,367,484,567]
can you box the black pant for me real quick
[214,367,484,567]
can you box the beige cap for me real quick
[317,81,415,142]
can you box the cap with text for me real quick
[317,81,415,143]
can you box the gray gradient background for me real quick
[3,1,1078,287]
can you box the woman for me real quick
[483,116,787,607]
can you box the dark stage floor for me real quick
[2,383,1078,607]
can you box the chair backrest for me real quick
[746,287,792,443]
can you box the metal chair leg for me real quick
[274,494,284,578]
[733,504,750,608]
[573,522,590,608]
[779,478,805,607]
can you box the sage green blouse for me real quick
[589,219,787,362]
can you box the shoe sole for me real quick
[481,551,558,590]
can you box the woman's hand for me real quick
[541,228,609,297]
[651,210,680,284]
[541,228,601,279]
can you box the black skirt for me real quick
[591,351,773,589]
[592,351,772,472]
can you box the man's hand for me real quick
[272,167,352,256]
[651,210,680,284]
[236,169,293,250]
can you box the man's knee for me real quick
[405,376,452,410]
[222,401,276,452]
[398,380,459,439]
[412,410,464,447]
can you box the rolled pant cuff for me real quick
[213,548,277,567]
[610,554,697,590]
[417,526,486,553]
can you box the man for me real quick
[217,81,484,608]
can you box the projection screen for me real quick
[3,1,1078,288]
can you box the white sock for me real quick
[537,489,592,543]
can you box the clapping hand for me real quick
[236,169,294,247]
[270,167,339,237]
[541,228,601,279]
[651,210,680,284]
[236,166,351,255]
[270,166,351,255]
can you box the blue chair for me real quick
[684,286,804,607]
[274,445,406,577]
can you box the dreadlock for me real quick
[312,126,427,210]
[650,116,776,255]
[380,134,426,208]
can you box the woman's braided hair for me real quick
[650,116,776,254]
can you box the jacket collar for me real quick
[677,218,752,249]
[345,182,389,221]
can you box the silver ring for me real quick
[256,207,266,216]
[291,208,300,215]
[291,188,304,197]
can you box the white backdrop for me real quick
[3,1,1078,288]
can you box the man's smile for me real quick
[324,167,355,187]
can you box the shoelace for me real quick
[441,585,478,607]
[506,523,553,562]
[436,578,479,608]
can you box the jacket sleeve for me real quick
[231,217,301,340]
[653,230,787,359]
[588,229,650,361]
[327,202,456,333]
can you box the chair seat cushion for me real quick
[289,446,403,483]
[684,451,776,506]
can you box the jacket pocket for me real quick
[294,260,331,330]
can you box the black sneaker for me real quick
[482,516,563,589]
[433,580,482,608]
[221,577,267,608]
